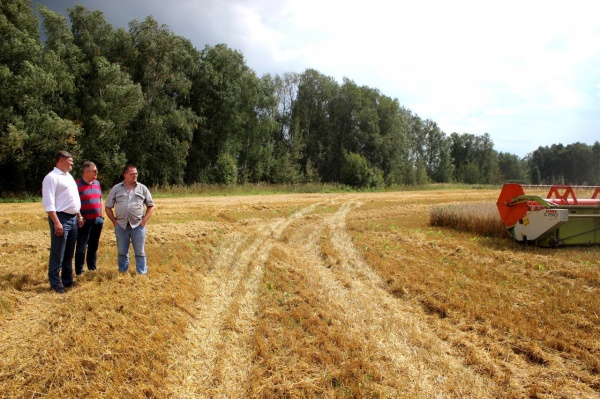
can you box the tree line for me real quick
[1,1,599,195]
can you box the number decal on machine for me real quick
[544,210,558,218]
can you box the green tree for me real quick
[271,72,303,183]
[413,118,453,183]
[377,101,413,185]
[42,5,145,183]
[125,17,199,186]
[237,74,280,183]
[450,132,497,184]
[0,0,80,194]
[565,142,594,185]
[497,152,526,183]
[78,57,144,182]
[214,152,237,185]
[186,44,272,184]
[291,69,339,182]
[340,151,383,189]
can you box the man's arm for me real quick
[105,207,117,227]
[104,186,116,226]
[42,174,63,236]
[141,206,154,227]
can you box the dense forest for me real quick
[1,0,599,195]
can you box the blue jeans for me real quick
[115,224,147,274]
[48,212,78,289]
[75,218,103,274]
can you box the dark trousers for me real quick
[75,218,103,274]
[48,212,77,289]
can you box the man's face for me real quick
[84,165,98,182]
[59,157,74,172]
[124,168,138,185]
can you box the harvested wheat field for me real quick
[0,189,599,398]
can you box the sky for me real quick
[34,0,600,157]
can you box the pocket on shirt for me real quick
[115,192,128,202]
[133,193,146,211]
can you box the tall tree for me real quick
[237,73,279,183]
[291,69,339,182]
[450,132,497,184]
[271,72,303,183]
[125,17,199,186]
[565,142,594,185]
[376,101,413,185]
[413,118,453,183]
[67,6,144,183]
[497,152,526,183]
[0,0,79,194]
[186,44,273,184]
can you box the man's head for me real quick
[82,161,98,183]
[55,150,74,173]
[122,164,138,185]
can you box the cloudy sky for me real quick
[35,0,600,157]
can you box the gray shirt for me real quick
[105,182,154,229]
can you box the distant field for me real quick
[0,189,598,398]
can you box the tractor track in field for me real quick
[165,196,503,398]
[164,199,324,398]
[281,199,501,397]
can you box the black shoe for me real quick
[75,270,84,276]
[53,286,66,294]
[64,281,78,289]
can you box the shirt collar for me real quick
[120,181,138,189]
[53,167,68,176]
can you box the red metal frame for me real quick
[546,185,578,205]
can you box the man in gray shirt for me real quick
[104,165,154,274]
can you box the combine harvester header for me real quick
[497,183,600,247]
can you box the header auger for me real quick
[497,183,600,247]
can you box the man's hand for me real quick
[54,222,64,236]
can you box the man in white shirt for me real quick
[42,150,83,293]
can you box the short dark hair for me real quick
[55,150,72,164]
[82,161,96,172]
[122,164,137,175]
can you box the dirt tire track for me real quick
[279,197,502,397]
[164,200,324,398]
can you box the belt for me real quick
[56,211,77,217]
